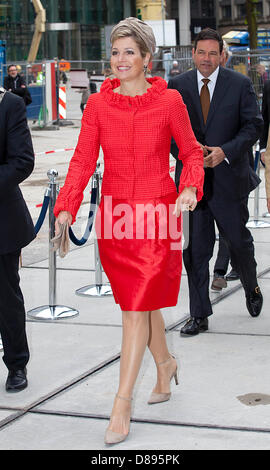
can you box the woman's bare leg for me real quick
[148,309,177,394]
[108,310,150,435]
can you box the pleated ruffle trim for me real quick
[100,76,168,109]
[178,163,205,202]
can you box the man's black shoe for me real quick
[180,317,208,336]
[246,287,263,318]
[6,368,27,393]
[226,269,240,281]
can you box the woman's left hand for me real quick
[173,186,197,217]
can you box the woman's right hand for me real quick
[55,211,73,235]
[198,141,208,157]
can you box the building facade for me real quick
[0,0,135,62]
[218,0,270,35]
[1,0,270,63]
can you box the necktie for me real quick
[200,78,210,124]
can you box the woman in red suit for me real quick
[54,17,204,445]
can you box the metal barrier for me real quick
[227,49,270,99]
[75,164,113,298]
[26,163,112,320]
[2,51,270,123]
[247,147,270,229]
[27,169,79,320]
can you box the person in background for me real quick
[4,64,32,106]
[26,65,36,85]
[77,80,97,114]
[0,87,35,392]
[221,41,231,68]
[169,60,181,79]
[78,84,90,114]
[260,79,270,214]
[4,64,26,97]
[104,67,115,79]
[211,39,240,291]
[90,81,97,94]
[256,63,270,86]
[60,70,68,84]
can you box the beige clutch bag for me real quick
[51,222,70,258]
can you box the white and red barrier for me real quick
[34,148,176,174]
[59,86,67,120]
[35,147,75,157]
[33,147,175,208]
[44,61,57,123]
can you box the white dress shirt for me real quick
[197,66,219,101]
[197,66,229,163]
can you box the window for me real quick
[237,3,246,18]
[202,0,214,17]
[221,5,232,19]
[256,2,263,16]
[191,0,200,17]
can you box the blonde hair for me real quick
[110,17,156,61]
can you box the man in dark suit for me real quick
[4,64,32,106]
[168,28,263,336]
[0,88,35,390]
[209,37,240,290]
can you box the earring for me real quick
[143,64,147,73]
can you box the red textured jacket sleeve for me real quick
[169,91,204,201]
[54,95,100,223]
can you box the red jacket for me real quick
[54,77,204,222]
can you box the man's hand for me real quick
[204,146,226,168]
[261,151,265,164]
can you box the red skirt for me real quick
[96,192,182,311]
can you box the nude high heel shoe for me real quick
[104,394,132,445]
[148,355,179,405]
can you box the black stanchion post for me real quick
[76,165,113,297]
[27,169,79,320]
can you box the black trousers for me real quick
[213,233,237,276]
[183,196,258,318]
[0,250,29,370]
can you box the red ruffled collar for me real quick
[100,76,167,109]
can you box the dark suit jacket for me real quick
[260,79,270,150]
[0,91,35,255]
[168,67,262,201]
[4,74,32,106]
